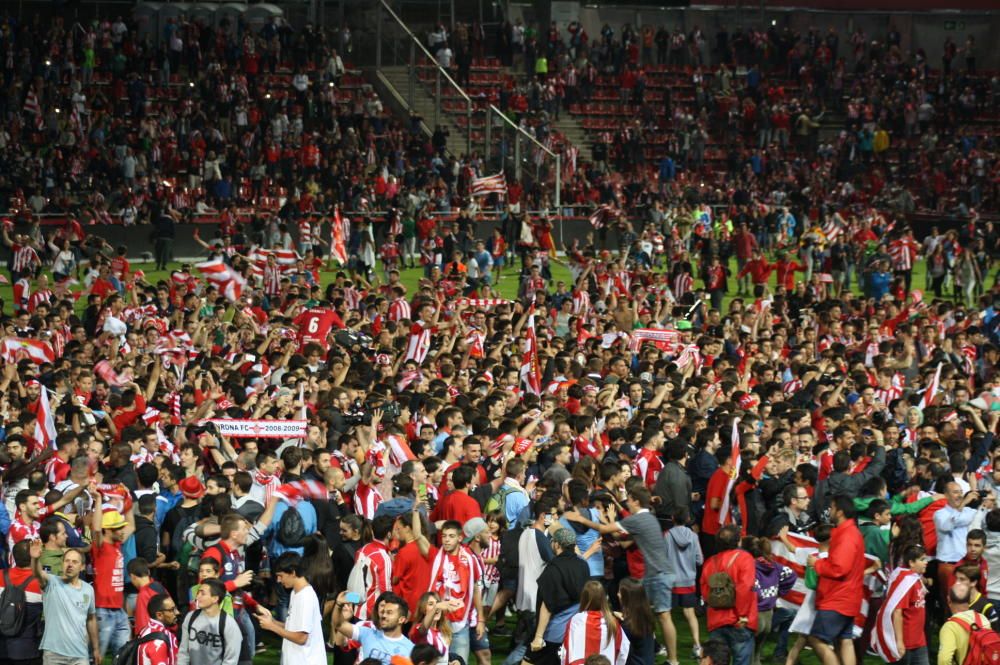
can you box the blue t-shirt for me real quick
[39,575,95,659]
[559,509,604,578]
[351,624,414,664]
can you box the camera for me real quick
[190,420,219,438]
[342,397,401,427]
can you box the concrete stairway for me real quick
[377,65,469,158]
[552,113,589,153]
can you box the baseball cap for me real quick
[102,510,127,530]
[463,517,488,543]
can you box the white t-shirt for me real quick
[283,584,326,665]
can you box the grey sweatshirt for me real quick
[177,608,243,665]
[664,525,703,589]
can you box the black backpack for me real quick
[496,524,525,585]
[113,632,167,665]
[277,505,306,547]
[0,569,33,637]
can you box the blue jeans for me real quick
[502,643,527,665]
[771,607,795,654]
[96,607,130,659]
[450,625,470,665]
[235,607,256,664]
[710,625,754,665]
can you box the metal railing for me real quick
[375,0,473,154]
[486,104,561,210]
[374,0,561,208]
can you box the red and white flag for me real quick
[589,204,616,229]
[921,362,942,410]
[628,328,681,353]
[196,259,246,302]
[455,298,511,308]
[330,209,348,265]
[37,384,56,450]
[520,305,543,395]
[1,338,56,364]
[871,566,922,662]
[561,611,630,665]
[470,173,508,197]
[274,479,329,506]
[718,418,741,526]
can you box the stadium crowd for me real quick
[2,9,1000,665]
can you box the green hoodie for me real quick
[854,494,935,517]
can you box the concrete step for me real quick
[377,65,468,157]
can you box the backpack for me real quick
[497,524,525,585]
[186,609,228,657]
[706,551,741,609]
[112,632,167,665]
[485,485,518,517]
[950,615,1000,665]
[276,505,306,547]
[0,570,33,637]
[170,509,200,558]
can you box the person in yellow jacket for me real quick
[938,583,991,665]
[873,128,890,153]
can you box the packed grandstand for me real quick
[0,4,997,665]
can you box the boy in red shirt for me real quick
[91,503,136,659]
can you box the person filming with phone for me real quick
[331,589,414,664]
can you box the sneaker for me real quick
[655,645,668,658]
[691,646,703,660]
[492,624,512,637]
[771,651,788,663]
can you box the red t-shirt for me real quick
[702,468,732,536]
[393,540,437,616]
[133,581,169,635]
[898,574,927,649]
[93,540,125,608]
[294,307,345,351]
[431,491,482,525]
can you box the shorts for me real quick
[672,591,700,609]
[642,572,674,614]
[809,609,855,644]
[470,628,490,652]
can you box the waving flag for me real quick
[274,479,329,505]
[921,362,942,409]
[771,532,882,638]
[470,173,508,197]
[871,567,922,662]
[589,204,616,229]
[196,259,246,303]
[37,384,56,449]
[719,418,741,526]
[520,305,542,395]
[330,208,348,265]
[1,338,56,364]
[628,328,681,353]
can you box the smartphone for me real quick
[345,592,361,604]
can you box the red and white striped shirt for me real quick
[354,480,383,520]
[389,298,411,322]
[26,288,52,313]
[11,245,39,274]
[262,263,281,296]
[889,238,919,271]
[354,540,393,621]
[404,321,433,365]
[673,272,693,300]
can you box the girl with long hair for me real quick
[617,578,654,665]
[562,581,630,665]
[409,591,453,665]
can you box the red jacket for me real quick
[738,258,774,285]
[813,518,866,616]
[700,549,758,632]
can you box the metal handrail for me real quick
[377,0,471,105]
[489,104,557,157]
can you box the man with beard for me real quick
[31,539,101,665]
